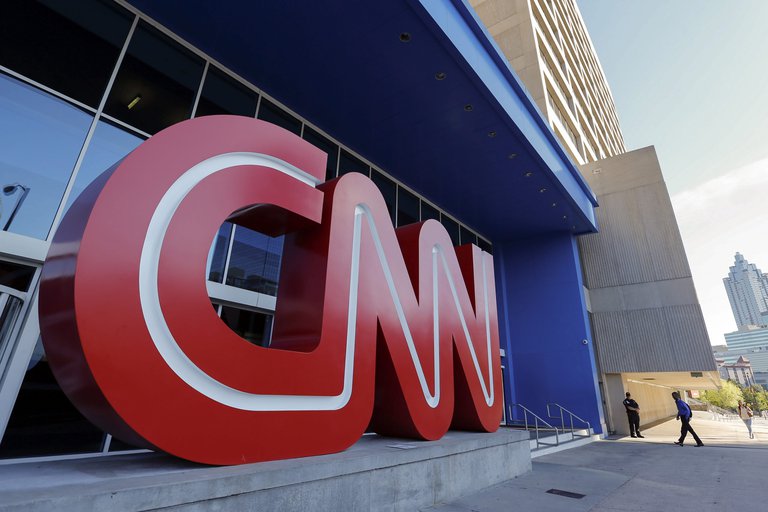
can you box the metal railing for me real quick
[546,403,591,439]
[507,403,559,449]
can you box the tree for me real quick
[700,380,743,410]
[741,385,768,413]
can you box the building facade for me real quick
[471,0,717,434]
[0,0,604,465]
[715,356,755,388]
[723,253,768,329]
[470,0,626,166]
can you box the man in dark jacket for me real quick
[622,392,643,438]
[672,391,703,447]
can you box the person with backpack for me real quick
[737,400,754,439]
[672,391,703,447]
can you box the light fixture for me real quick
[435,72,447,81]
[551,202,557,207]
[524,171,533,177]
[508,153,517,159]
[464,104,473,112]
[562,215,568,220]
[487,131,496,138]
[127,94,142,109]
[399,32,411,43]
[539,188,546,193]
[2,183,30,231]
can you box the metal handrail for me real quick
[507,403,559,449]
[546,403,591,439]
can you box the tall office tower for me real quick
[470,0,626,166]
[723,253,768,328]
[472,0,717,435]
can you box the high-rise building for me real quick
[471,0,718,435]
[470,0,626,166]
[723,253,768,329]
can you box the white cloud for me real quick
[671,157,768,345]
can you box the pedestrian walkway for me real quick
[422,415,768,511]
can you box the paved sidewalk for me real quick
[422,415,768,511]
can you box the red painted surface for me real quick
[39,116,502,465]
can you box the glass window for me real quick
[371,170,396,225]
[219,306,273,347]
[0,260,36,292]
[420,201,440,222]
[104,21,205,135]
[478,238,493,254]
[302,126,339,182]
[397,187,419,227]
[338,150,369,177]
[63,120,145,214]
[460,226,477,246]
[226,227,284,296]
[207,222,233,283]
[0,73,93,239]
[0,339,106,459]
[257,98,301,135]
[0,0,133,108]
[194,66,258,118]
[441,215,460,247]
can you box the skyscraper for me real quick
[472,0,718,435]
[723,253,768,329]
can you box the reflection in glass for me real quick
[397,187,419,227]
[195,67,259,118]
[219,306,273,347]
[0,347,105,459]
[226,227,284,296]
[441,215,460,246]
[339,150,369,177]
[257,98,301,135]
[0,0,133,108]
[478,238,493,254]
[0,73,92,239]
[421,201,440,222]
[104,21,204,134]
[302,126,339,182]
[371,170,396,225]
[0,260,36,292]
[460,225,477,246]
[63,120,144,213]
[207,223,233,283]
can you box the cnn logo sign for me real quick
[40,117,502,465]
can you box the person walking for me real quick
[737,400,754,439]
[622,392,644,438]
[672,391,703,447]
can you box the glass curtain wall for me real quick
[0,0,492,461]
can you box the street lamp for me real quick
[2,183,31,232]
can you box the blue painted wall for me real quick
[494,233,604,434]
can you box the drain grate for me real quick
[546,489,586,499]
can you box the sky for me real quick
[576,1,768,345]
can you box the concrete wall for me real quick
[604,374,678,435]
[0,431,531,512]
[579,147,716,374]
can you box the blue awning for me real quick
[125,0,597,240]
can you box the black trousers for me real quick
[627,412,640,436]
[679,417,702,445]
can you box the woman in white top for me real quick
[737,400,754,439]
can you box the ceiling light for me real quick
[464,104,473,112]
[399,33,412,43]
[127,94,142,109]
[524,171,533,177]
[562,215,568,220]
[551,202,557,207]
[539,188,546,193]
[508,153,517,159]
[487,131,496,138]
[435,72,447,80]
